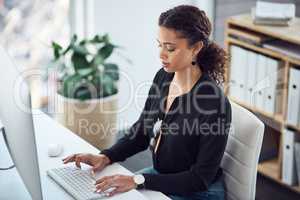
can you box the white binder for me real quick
[295,142,300,185]
[229,45,240,100]
[236,47,248,103]
[263,57,279,115]
[287,67,300,126]
[245,50,257,106]
[254,54,268,111]
[282,129,299,185]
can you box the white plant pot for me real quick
[54,94,118,150]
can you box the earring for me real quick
[191,60,196,65]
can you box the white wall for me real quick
[93,0,214,129]
[193,0,216,38]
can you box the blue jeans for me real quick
[136,167,225,200]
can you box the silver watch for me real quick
[133,174,145,189]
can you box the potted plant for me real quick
[50,34,120,150]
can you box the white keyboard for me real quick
[47,166,112,200]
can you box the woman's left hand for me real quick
[94,174,137,197]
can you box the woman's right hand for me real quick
[62,153,111,173]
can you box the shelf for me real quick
[227,27,271,45]
[226,37,283,59]
[229,96,284,127]
[287,57,300,67]
[226,37,300,66]
[293,186,300,194]
[227,14,300,46]
[258,159,300,194]
[258,158,280,181]
[225,13,300,196]
[285,123,300,134]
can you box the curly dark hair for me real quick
[159,5,228,84]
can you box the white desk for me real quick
[32,110,170,200]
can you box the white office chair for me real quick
[221,101,264,200]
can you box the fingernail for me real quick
[97,189,101,193]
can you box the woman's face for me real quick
[157,26,200,73]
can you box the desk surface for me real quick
[32,110,170,200]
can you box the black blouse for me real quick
[101,68,232,196]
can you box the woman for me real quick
[63,5,231,200]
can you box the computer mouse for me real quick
[47,143,63,157]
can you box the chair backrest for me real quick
[221,101,264,200]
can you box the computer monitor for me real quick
[0,46,43,200]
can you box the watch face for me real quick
[134,174,145,185]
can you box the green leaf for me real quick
[91,55,104,68]
[102,76,116,97]
[98,44,114,60]
[73,45,90,55]
[74,86,92,100]
[63,74,99,100]
[71,52,89,71]
[103,63,119,80]
[51,42,62,60]
[91,73,101,86]
[62,45,71,55]
[52,33,123,99]
[79,39,88,45]
[63,34,78,55]
[62,73,82,98]
[71,34,78,43]
[90,35,104,43]
[77,68,95,77]
[103,34,110,43]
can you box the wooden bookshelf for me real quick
[258,158,280,180]
[229,97,284,132]
[226,14,300,46]
[286,123,300,135]
[258,158,300,194]
[224,14,300,195]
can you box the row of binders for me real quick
[287,67,300,127]
[228,45,282,115]
[282,129,300,186]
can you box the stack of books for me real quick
[251,1,296,26]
